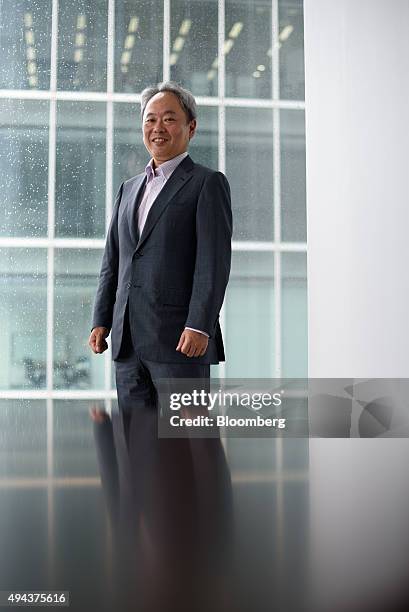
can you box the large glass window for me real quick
[225,0,272,98]
[114,0,163,93]
[113,101,145,192]
[279,0,305,100]
[0,0,306,398]
[55,101,106,238]
[0,99,49,237]
[54,250,105,390]
[189,106,218,169]
[57,0,108,92]
[0,0,52,90]
[226,107,274,241]
[225,251,275,377]
[282,252,307,377]
[281,109,306,242]
[170,0,218,96]
[0,249,47,390]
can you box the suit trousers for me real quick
[113,303,210,432]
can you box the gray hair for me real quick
[140,81,197,122]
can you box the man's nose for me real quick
[153,120,165,131]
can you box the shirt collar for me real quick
[145,151,189,182]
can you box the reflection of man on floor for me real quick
[90,406,234,612]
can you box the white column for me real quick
[305,0,409,379]
[304,1,409,610]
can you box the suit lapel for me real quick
[126,174,147,245]
[135,155,194,252]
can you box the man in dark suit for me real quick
[88,81,232,420]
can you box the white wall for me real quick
[304,1,409,610]
[305,0,409,379]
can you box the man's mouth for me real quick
[152,138,168,143]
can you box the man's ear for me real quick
[189,119,197,140]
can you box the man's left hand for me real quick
[176,329,208,357]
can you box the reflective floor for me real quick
[2,400,409,612]
[0,399,309,612]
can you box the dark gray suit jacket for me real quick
[92,154,232,363]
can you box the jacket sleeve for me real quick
[91,182,124,331]
[184,171,233,337]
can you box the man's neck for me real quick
[152,150,188,169]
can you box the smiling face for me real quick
[142,91,196,166]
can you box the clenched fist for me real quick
[176,328,208,357]
[88,327,109,354]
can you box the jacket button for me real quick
[126,282,131,289]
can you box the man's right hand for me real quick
[88,327,109,354]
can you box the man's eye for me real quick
[164,117,175,121]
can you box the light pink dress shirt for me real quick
[137,151,208,338]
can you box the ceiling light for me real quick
[128,16,139,32]
[121,51,131,64]
[24,13,33,28]
[77,14,86,30]
[179,19,191,36]
[257,64,265,71]
[124,34,135,49]
[28,75,38,87]
[26,47,36,60]
[74,49,83,63]
[223,39,234,54]
[27,61,36,75]
[75,32,85,47]
[228,22,243,39]
[173,36,185,52]
[121,65,128,73]
[212,58,218,69]
[207,69,216,81]
[169,52,178,66]
[25,30,34,45]
[279,25,294,42]
[252,70,261,78]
